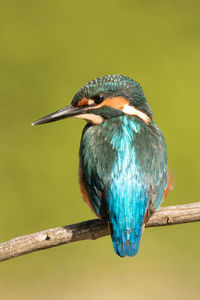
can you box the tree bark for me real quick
[0,202,200,262]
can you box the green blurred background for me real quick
[0,0,200,299]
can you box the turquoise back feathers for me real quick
[80,115,167,257]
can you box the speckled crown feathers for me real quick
[72,74,147,107]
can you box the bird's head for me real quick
[32,74,152,126]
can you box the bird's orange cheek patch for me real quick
[96,97,129,110]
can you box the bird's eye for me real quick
[92,94,105,104]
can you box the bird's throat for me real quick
[74,113,104,124]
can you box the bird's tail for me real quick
[110,225,143,257]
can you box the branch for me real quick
[0,202,200,262]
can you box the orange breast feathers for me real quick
[78,163,100,217]
[162,172,174,202]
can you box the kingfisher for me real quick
[32,74,170,257]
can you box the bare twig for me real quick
[0,202,200,262]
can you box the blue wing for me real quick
[80,116,168,257]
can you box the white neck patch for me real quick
[74,113,104,124]
[122,104,150,125]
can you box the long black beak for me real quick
[32,104,87,126]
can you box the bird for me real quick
[32,74,171,257]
